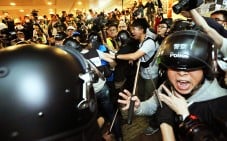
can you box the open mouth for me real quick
[176,80,190,91]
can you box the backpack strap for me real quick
[140,37,157,68]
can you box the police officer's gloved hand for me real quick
[178,114,218,141]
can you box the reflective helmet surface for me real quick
[169,19,198,33]
[0,44,97,140]
[88,32,102,44]
[117,30,131,45]
[54,31,67,41]
[157,30,213,70]
[87,32,102,49]
[63,37,82,51]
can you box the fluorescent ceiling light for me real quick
[10,2,16,6]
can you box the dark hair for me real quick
[131,18,150,33]
[169,19,200,34]
[159,18,173,28]
[106,20,118,29]
[211,10,227,21]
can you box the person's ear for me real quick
[165,28,170,36]
[223,22,227,28]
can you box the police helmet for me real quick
[0,44,100,140]
[169,19,199,33]
[63,37,82,51]
[117,30,131,45]
[88,32,102,44]
[54,31,67,41]
[157,30,214,71]
[87,32,102,49]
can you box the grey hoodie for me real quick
[135,79,227,116]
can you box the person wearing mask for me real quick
[210,10,227,29]
[189,9,227,88]
[188,9,227,57]
[180,9,227,38]
[179,8,227,89]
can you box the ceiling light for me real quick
[19,9,24,12]
[47,2,52,5]
[77,1,82,5]
[49,11,54,14]
[10,2,16,6]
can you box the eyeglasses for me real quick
[213,18,225,22]
[157,25,167,28]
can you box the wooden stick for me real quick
[127,60,141,124]
[109,109,119,133]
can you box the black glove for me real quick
[156,103,175,127]
[179,114,218,141]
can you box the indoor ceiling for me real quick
[0,0,133,18]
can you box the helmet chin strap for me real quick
[77,72,93,110]
[77,58,106,111]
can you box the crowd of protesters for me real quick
[0,0,227,141]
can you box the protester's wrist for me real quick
[115,53,118,60]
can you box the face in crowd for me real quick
[210,13,227,27]
[118,21,128,31]
[167,69,204,95]
[158,30,214,95]
[106,25,118,38]
[157,23,169,37]
[130,26,143,40]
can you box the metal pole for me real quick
[122,0,124,11]
[127,60,141,124]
